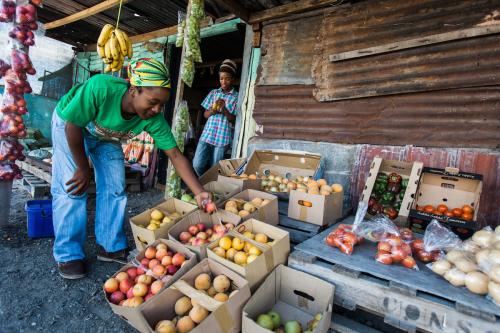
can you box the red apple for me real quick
[110,291,125,305]
[148,259,160,269]
[161,255,173,266]
[126,288,135,299]
[197,223,207,232]
[115,271,129,283]
[188,225,199,236]
[179,231,192,243]
[213,225,225,234]
[119,279,134,294]
[127,267,138,280]
[144,246,156,259]
[132,283,148,297]
[152,264,166,277]
[104,278,119,293]
[150,280,164,295]
[172,253,185,266]
[166,264,178,275]
[156,248,168,260]
[193,238,206,246]
[196,232,208,240]
[137,267,146,275]
[206,229,213,236]
[140,258,150,268]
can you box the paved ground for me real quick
[0,180,164,333]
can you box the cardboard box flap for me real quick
[245,150,322,179]
[199,158,245,185]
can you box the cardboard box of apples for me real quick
[169,209,241,260]
[220,189,279,226]
[140,258,251,333]
[207,218,290,291]
[130,198,198,251]
[103,239,197,332]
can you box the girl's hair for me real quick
[219,59,237,77]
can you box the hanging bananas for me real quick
[97,24,133,73]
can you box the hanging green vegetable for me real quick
[181,56,195,87]
[167,101,190,198]
[191,0,204,20]
[176,12,186,48]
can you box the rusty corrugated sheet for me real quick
[258,15,322,85]
[348,145,500,228]
[312,0,500,101]
[253,85,500,148]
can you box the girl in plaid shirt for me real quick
[193,59,238,176]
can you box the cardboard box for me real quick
[104,239,198,333]
[409,167,483,239]
[206,226,289,291]
[199,158,245,185]
[242,265,334,333]
[140,259,251,333]
[201,181,240,205]
[360,157,423,227]
[130,198,198,251]
[217,174,261,192]
[288,189,343,226]
[234,219,290,268]
[220,189,279,226]
[168,209,241,260]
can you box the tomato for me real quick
[444,211,454,218]
[337,242,353,255]
[411,239,424,252]
[461,212,473,222]
[416,250,432,263]
[325,234,336,247]
[423,205,435,213]
[462,205,474,214]
[399,228,414,241]
[401,243,412,256]
[401,256,417,269]
[342,232,358,246]
[436,204,448,214]
[378,241,392,253]
[333,237,344,248]
[451,208,463,217]
[391,246,406,263]
[430,251,442,262]
[375,252,393,265]
[386,235,402,247]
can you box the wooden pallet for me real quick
[22,172,51,198]
[289,217,500,332]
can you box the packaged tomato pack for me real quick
[324,201,367,255]
[414,220,462,263]
[0,139,24,162]
[0,162,22,180]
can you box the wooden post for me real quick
[165,0,191,199]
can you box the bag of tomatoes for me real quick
[325,202,367,255]
[413,220,462,263]
[355,213,418,269]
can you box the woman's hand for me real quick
[195,191,214,210]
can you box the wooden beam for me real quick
[43,0,137,34]
[330,24,500,62]
[249,0,340,24]
[43,0,134,30]
[213,0,250,22]
[84,17,214,51]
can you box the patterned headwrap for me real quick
[127,58,171,88]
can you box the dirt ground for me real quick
[0,180,164,333]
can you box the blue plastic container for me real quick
[25,200,54,238]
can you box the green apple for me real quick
[181,194,193,202]
[267,310,281,329]
[257,314,274,330]
[284,320,302,333]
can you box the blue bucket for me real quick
[25,200,54,238]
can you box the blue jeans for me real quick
[51,112,127,263]
[192,141,226,177]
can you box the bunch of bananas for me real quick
[97,24,133,73]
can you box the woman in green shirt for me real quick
[52,58,211,279]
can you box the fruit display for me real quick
[255,309,323,333]
[96,23,133,73]
[0,0,15,22]
[430,226,500,303]
[136,209,183,231]
[154,296,211,333]
[0,139,24,162]
[324,224,363,255]
[190,272,238,303]
[212,234,270,266]
[260,174,343,195]
[368,172,407,220]
[415,203,475,222]
[104,243,188,307]
[177,222,235,247]
[223,197,271,218]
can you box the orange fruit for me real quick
[462,205,474,214]
[436,204,448,214]
[461,212,473,221]
[451,208,463,217]
[423,205,435,213]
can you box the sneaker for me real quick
[96,246,129,264]
[58,260,86,280]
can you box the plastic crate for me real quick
[25,200,54,238]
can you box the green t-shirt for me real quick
[56,74,177,150]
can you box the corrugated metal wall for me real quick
[254,0,500,149]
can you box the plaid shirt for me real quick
[200,88,239,147]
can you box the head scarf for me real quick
[128,58,171,88]
[219,59,237,77]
